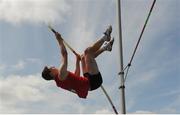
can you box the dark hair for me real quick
[42,66,54,80]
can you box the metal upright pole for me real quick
[117,0,126,114]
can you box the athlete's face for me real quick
[49,66,58,77]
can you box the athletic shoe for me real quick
[102,37,114,51]
[103,25,112,41]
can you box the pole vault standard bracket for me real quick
[119,85,125,89]
[118,71,124,75]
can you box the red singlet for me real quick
[54,71,89,98]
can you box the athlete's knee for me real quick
[84,47,93,55]
[81,54,85,61]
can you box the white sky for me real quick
[0,0,180,114]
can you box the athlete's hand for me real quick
[76,54,81,61]
[55,32,63,41]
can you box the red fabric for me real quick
[54,71,89,98]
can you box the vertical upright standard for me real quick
[117,0,126,114]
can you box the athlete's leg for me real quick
[81,55,88,74]
[94,38,114,58]
[84,48,100,74]
[82,26,113,74]
[88,25,112,53]
[90,35,109,53]
[83,37,114,74]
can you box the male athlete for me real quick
[42,25,114,98]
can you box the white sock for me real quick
[102,41,111,51]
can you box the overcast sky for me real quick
[0,0,180,114]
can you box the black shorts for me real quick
[83,72,103,91]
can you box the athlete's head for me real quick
[42,66,56,80]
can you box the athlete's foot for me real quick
[102,37,114,51]
[103,25,112,41]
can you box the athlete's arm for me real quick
[55,32,63,47]
[74,54,81,76]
